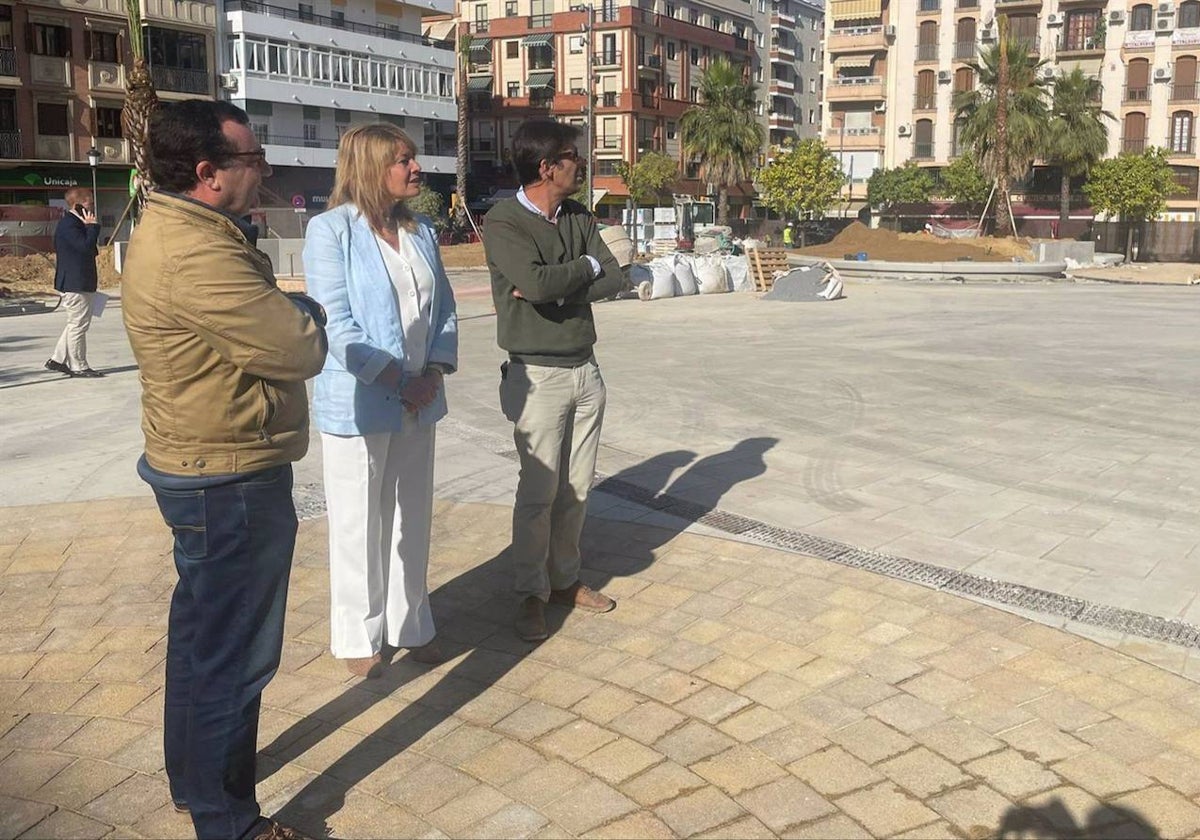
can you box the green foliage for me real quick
[1046,68,1112,179]
[125,0,145,60]
[940,153,992,208]
[866,161,935,222]
[616,152,679,206]
[407,185,448,230]
[755,139,845,220]
[1083,148,1182,223]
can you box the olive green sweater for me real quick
[484,197,624,367]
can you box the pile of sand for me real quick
[0,248,122,299]
[798,222,1034,263]
[439,242,487,268]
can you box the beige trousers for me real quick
[51,292,94,371]
[500,358,606,601]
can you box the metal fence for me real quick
[1093,220,1200,262]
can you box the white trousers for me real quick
[51,292,94,371]
[322,424,436,659]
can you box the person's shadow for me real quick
[997,798,1159,839]
[262,437,776,836]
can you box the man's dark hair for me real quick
[511,119,582,186]
[148,100,251,192]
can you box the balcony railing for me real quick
[470,20,490,33]
[0,48,15,77]
[826,126,882,137]
[638,53,662,68]
[226,1,452,48]
[0,130,20,159]
[1057,35,1101,52]
[832,25,882,37]
[528,59,553,70]
[265,133,340,149]
[1122,136,1147,153]
[528,14,552,27]
[913,141,935,158]
[957,0,979,6]
[954,41,976,60]
[640,92,657,107]
[1124,85,1150,102]
[150,65,211,94]
[1169,136,1195,155]
[914,93,937,109]
[918,0,940,11]
[529,93,554,108]
[600,91,618,106]
[1171,83,1198,101]
[596,134,622,150]
[594,50,622,66]
[637,136,661,150]
[469,138,497,152]
[831,75,882,86]
[917,44,939,61]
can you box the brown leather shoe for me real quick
[515,596,548,641]
[549,582,616,613]
[407,639,447,665]
[252,818,310,840]
[345,653,382,679]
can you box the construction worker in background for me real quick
[782,222,795,248]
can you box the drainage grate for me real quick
[296,420,1200,652]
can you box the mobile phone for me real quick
[74,204,86,216]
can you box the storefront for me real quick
[0,165,136,231]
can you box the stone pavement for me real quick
[1067,263,1200,285]
[6,495,1200,839]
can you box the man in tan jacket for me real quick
[122,100,326,840]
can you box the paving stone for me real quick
[380,760,477,815]
[67,684,156,718]
[493,702,576,742]
[461,738,545,786]
[525,672,603,710]
[0,794,56,839]
[792,657,856,690]
[638,669,706,705]
[18,807,114,840]
[779,814,872,840]
[696,814,776,839]
[737,672,811,711]
[899,670,975,707]
[717,705,790,743]
[1021,692,1110,732]
[81,772,171,826]
[916,717,1009,761]
[0,714,87,751]
[1111,697,1198,740]
[878,747,970,798]
[1074,718,1169,764]
[571,685,641,726]
[542,778,637,836]
[1054,750,1154,798]
[426,785,513,837]
[1133,750,1200,797]
[964,749,1062,798]
[835,782,940,837]
[1112,785,1200,838]
[34,757,135,810]
[461,802,549,839]
[576,737,665,784]
[928,785,1014,837]
[533,719,616,763]
[690,745,786,795]
[829,717,914,764]
[996,719,1091,764]
[788,746,883,797]
[325,790,434,840]
[502,760,589,809]
[654,720,736,767]
[581,810,675,839]
[8,682,94,715]
[822,674,898,710]
[655,786,746,837]
[867,693,952,734]
[57,718,149,760]
[0,750,75,798]
[609,702,686,746]
[619,761,705,807]
[675,684,752,724]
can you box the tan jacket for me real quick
[122,192,327,476]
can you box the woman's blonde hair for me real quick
[328,123,419,233]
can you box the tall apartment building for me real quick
[0,0,216,224]
[823,0,1200,218]
[220,0,456,211]
[460,0,758,220]
[766,0,824,147]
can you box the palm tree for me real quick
[120,0,159,209]
[1045,67,1112,228]
[453,28,471,239]
[953,25,1050,237]
[680,58,763,226]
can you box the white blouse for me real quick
[375,226,435,374]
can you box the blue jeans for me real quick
[140,456,297,840]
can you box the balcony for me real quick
[227,1,453,48]
[467,92,494,112]
[637,53,662,73]
[637,136,661,152]
[954,41,976,60]
[529,92,554,109]
[1122,136,1147,153]
[918,0,940,12]
[914,93,937,109]
[1124,85,1150,103]
[770,44,796,62]
[640,92,658,108]
[826,75,885,101]
[996,0,1041,7]
[1013,35,1042,53]
[596,134,622,151]
[0,130,20,159]
[771,9,796,26]
[1169,136,1196,156]
[95,137,129,164]
[595,50,622,67]
[768,112,795,128]
[88,61,125,92]
[917,43,939,62]
[0,48,15,78]
[150,65,211,95]
[35,134,71,160]
[29,55,71,87]
[469,138,498,153]
[528,14,553,27]
[1171,83,1198,101]
[828,26,886,53]
[470,20,490,33]
[1056,35,1102,55]
[913,141,935,159]
[599,91,619,107]
[769,78,796,94]
[825,125,883,148]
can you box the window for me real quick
[914,119,934,158]
[1182,1,1200,29]
[711,15,721,31]
[506,40,519,58]
[37,102,69,135]
[146,27,207,69]
[32,23,71,57]
[690,9,700,24]
[304,122,320,147]
[87,31,120,63]
[690,47,700,65]
[1126,58,1150,101]
[331,9,345,25]
[667,121,676,138]
[1063,10,1100,50]
[251,122,269,143]
[0,6,11,51]
[569,76,583,93]
[298,3,314,21]
[811,47,817,62]
[690,85,698,102]
[94,106,122,138]
[1171,165,1199,193]
[756,32,764,47]
[474,4,489,32]
[507,81,519,97]
[667,41,676,60]
[754,66,763,82]
[530,0,552,27]
[808,108,815,123]
[809,78,815,93]
[568,35,583,53]
[302,105,321,121]
[668,81,677,98]
[954,66,974,92]
[1172,111,1193,152]
[1123,111,1147,153]
[1130,4,1153,30]
[506,0,518,15]
[916,70,937,108]
[918,20,939,61]
[334,108,351,123]
[245,99,272,116]
[666,2,676,16]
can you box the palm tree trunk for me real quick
[454,34,471,238]
[1126,224,1135,262]
[994,15,1013,238]
[717,185,729,227]
[1059,168,1070,231]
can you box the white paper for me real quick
[90,291,109,318]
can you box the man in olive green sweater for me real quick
[483,119,625,642]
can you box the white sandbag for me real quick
[741,238,763,251]
[675,257,699,295]
[696,255,730,294]
[648,257,678,299]
[599,225,635,268]
[726,255,754,292]
[637,280,653,301]
[629,264,652,290]
[693,236,721,255]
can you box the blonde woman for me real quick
[303,124,457,678]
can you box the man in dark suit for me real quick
[45,187,103,378]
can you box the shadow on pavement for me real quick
[262,437,775,837]
[997,798,1160,839]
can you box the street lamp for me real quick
[86,146,101,213]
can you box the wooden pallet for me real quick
[746,247,792,291]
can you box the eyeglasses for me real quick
[227,148,270,167]
[555,150,581,163]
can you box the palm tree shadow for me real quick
[264,438,775,836]
[997,798,1160,839]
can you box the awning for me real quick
[469,37,491,53]
[835,55,874,70]
[829,0,882,22]
[522,33,554,47]
[526,70,554,88]
[467,75,493,91]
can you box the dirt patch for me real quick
[439,242,487,268]
[0,247,123,299]
[796,222,1034,263]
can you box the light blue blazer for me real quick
[302,204,457,436]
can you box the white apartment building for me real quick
[766,0,824,147]
[823,0,1200,218]
[220,0,456,209]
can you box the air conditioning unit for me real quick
[1158,2,1174,14]
[1041,67,1056,80]
[219,73,238,92]
[1157,15,1175,31]
[897,123,912,136]
[884,24,896,38]
[1046,13,1062,26]
[937,70,951,83]
[1110,10,1126,25]
[980,26,996,41]
[874,101,887,113]
[1155,66,1172,81]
